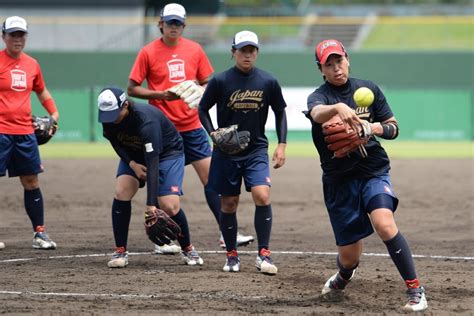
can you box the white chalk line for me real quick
[0,290,266,301]
[0,250,472,264]
[0,250,472,302]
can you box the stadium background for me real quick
[2,0,473,145]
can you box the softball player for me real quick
[98,87,203,268]
[305,39,427,312]
[127,3,254,252]
[199,31,287,275]
[0,16,59,250]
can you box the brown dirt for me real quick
[0,158,473,315]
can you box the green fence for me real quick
[28,51,473,142]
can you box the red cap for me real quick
[315,39,347,65]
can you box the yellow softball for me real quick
[353,87,374,107]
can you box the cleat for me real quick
[0,241,5,250]
[223,250,240,272]
[181,245,204,266]
[154,241,181,255]
[219,232,255,249]
[403,286,428,312]
[107,247,128,268]
[321,270,356,295]
[32,227,57,250]
[255,248,278,275]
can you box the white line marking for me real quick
[0,290,266,301]
[0,250,472,264]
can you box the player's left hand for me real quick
[272,143,286,169]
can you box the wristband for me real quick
[381,122,399,139]
[41,98,57,114]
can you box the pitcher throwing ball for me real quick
[304,39,427,312]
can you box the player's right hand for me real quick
[130,161,147,180]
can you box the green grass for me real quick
[39,141,473,159]
[364,24,473,50]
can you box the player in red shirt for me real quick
[0,16,59,250]
[128,3,254,253]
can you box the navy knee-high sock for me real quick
[204,185,221,225]
[254,205,272,252]
[384,231,418,286]
[24,188,44,231]
[111,199,131,249]
[171,209,191,249]
[220,212,237,252]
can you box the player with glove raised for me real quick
[304,39,427,312]
[128,3,254,252]
[98,87,203,268]
[199,31,287,275]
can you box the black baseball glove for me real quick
[144,208,181,246]
[32,115,58,145]
[211,125,250,155]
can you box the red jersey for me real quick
[0,49,46,134]
[129,37,214,132]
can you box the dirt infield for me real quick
[1,157,473,315]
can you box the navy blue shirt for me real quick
[102,102,183,205]
[200,66,287,159]
[306,78,394,181]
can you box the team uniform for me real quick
[102,103,184,202]
[129,37,214,163]
[101,99,202,267]
[199,64,287,273]
[0,49,46,176]
[307,78,398,246]
[306,74,427,311]
[0,46,57,249]
[201,66,286,194]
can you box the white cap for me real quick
[232,30,259,49]
[161,3,186,23]
[2,16,28,33]
[97,87,127,123]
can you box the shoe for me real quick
[32,228,57,250]
[181,245,204,266]
[219,232,255,249]
[107,247,128,268]
[321,270,356,295]
[223,250,240,272]
[0,242,5,250]
[403,286,428,312]
[255,248,278,275]
[154,241,181,255]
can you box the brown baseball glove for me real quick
[144,208,181,246]
[322,114,371,158]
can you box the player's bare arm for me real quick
[310,102,360,133]
[37,88,59,121]
[127,79,180,101]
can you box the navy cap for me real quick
[97,87,127,123]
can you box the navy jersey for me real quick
[200,66,287,159]
[102,102,183,204]
[306,78,394,180]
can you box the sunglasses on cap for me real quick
[165,20,184,27]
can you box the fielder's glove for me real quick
[32,115,58,145]
[211,124,251,155]
[322,114,372,158]
[144,208,181,246]
[168,80,205,109]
